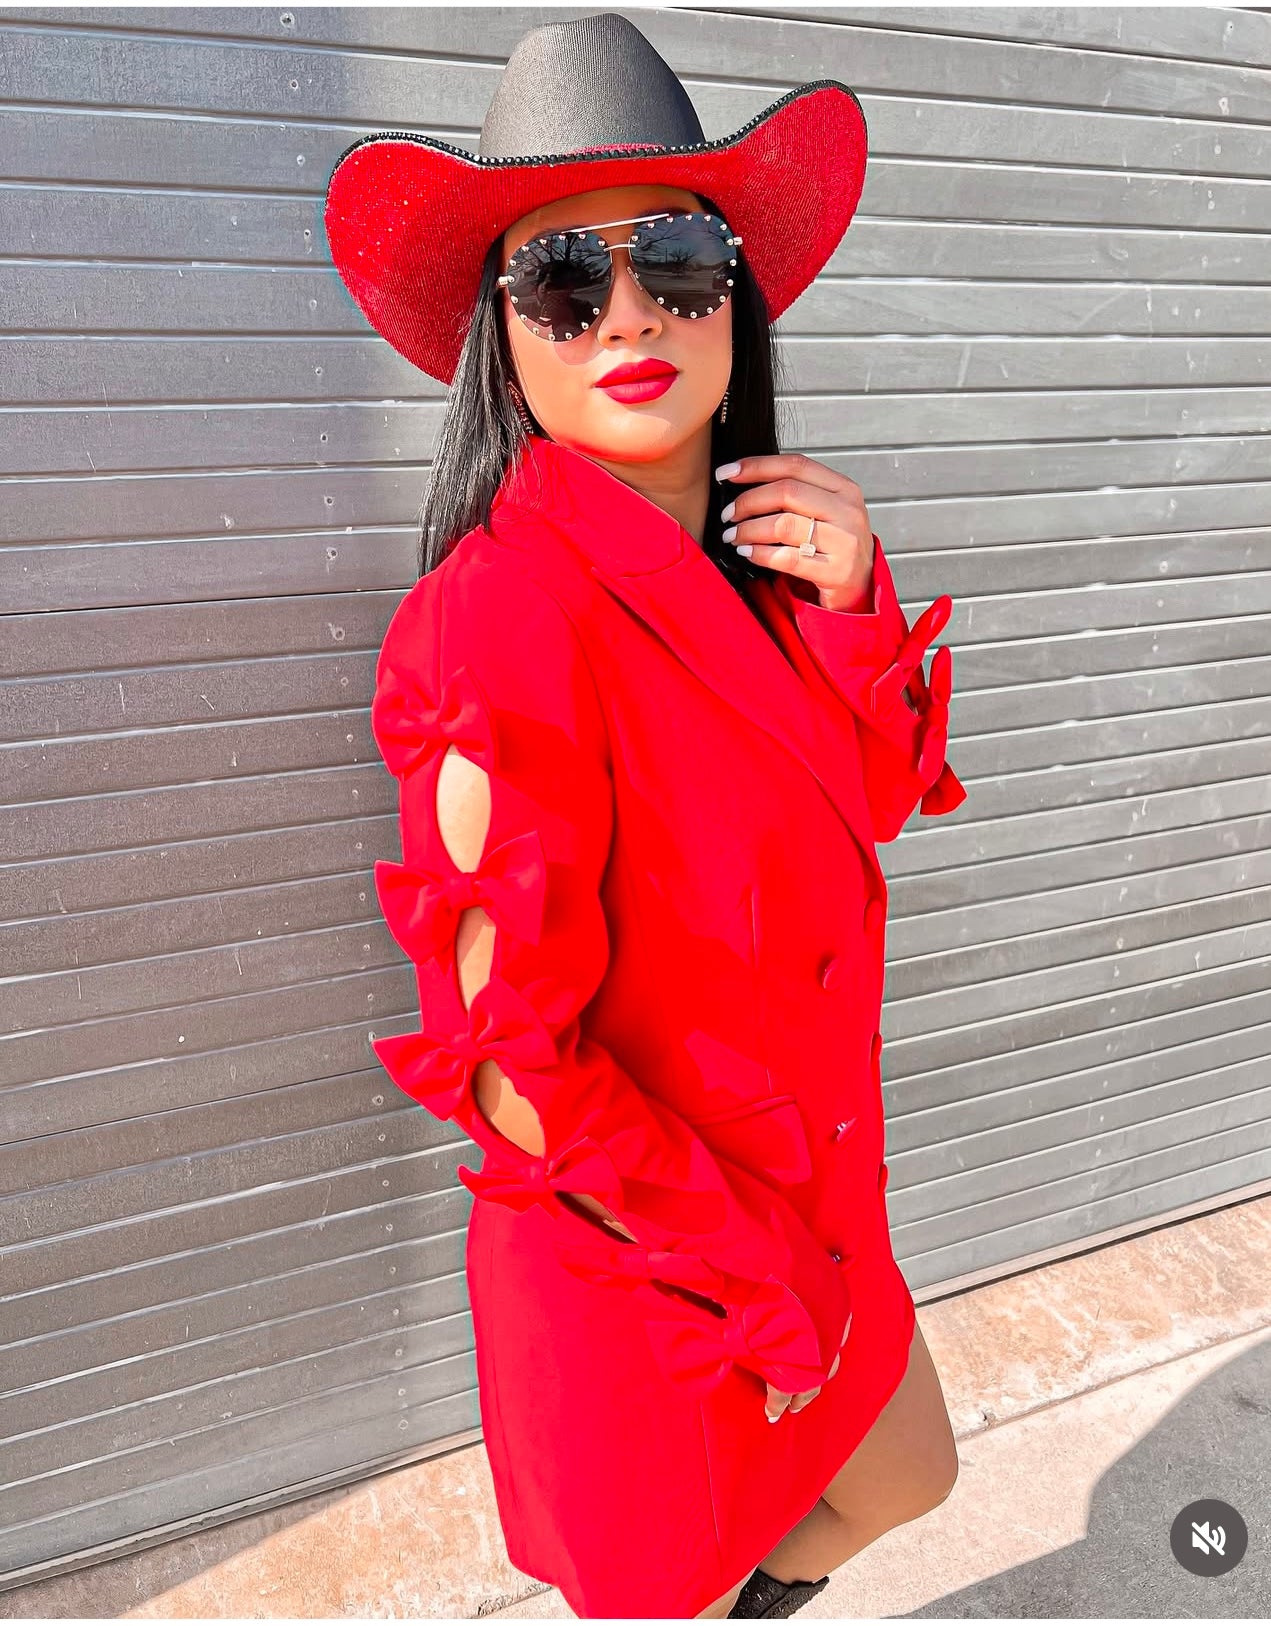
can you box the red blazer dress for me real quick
[368,432,966,1619]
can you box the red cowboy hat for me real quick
[324,12,869,386]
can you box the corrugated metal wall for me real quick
[2,3,1269,1586]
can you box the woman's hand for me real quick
[765,1308,853,1422]
[716,452,876,613]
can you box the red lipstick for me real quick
[595,358,679,404]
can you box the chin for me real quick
[572,410,700,462]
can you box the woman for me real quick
[326,14,965,1620]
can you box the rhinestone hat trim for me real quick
[326,79,868,187]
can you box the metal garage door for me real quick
[2,4,1268,1586]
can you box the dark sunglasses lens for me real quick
[631,214,734,318]
[507,231,612,340]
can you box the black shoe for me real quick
[727,1566,830,1618]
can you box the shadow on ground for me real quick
[903,1335,1269,1618]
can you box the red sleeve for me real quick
[782,532,967,841]
[366,548,851,1396]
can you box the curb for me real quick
[925,1190,1271,1441]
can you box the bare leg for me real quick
[755,1318,958,1584]
[695,1578,745,1618]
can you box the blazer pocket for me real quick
[685,1093,813,1186]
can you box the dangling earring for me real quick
[718,387,729,425]
[507,381,535,433]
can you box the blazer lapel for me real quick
[488,435,885,888]
[592,553,885,883]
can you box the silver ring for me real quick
[798,517,817,558]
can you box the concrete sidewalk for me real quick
[6,1194,1269,1619]
[811,1320,1269,1619]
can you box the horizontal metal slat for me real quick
[0,1344,479,1553]
[5,1202,469,1372]
[893,1002,1271,1151]
[3,1272,476,1451]
[895,1114,1271,1249]
[896,1144,1271,1291]
[0,1380,480,1579]
[2,1164,473,1306]
[886,960,1271,1101]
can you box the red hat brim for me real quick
[324,81,868,386]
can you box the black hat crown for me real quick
[479,12,707,160]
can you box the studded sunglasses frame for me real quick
[496,210,744,342]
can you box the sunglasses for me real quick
[497,210,743,343]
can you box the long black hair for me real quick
[415,191,787,593]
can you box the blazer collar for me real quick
[489,434,883,888]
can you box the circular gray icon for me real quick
[1170,1499,1247,1575]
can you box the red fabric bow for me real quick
[915,643,952,785]
[371,660,497,780]
[457,1132,626,1214]
[370,973,559,1119]
[374,829,548,963]
[643,1273,829,1397]
[920,759,968,815]
[868,595,952,720]
[905,642,969,815]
